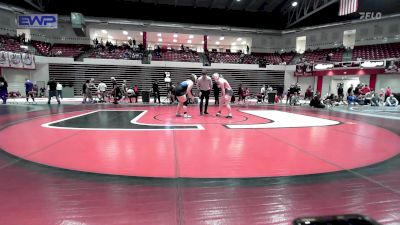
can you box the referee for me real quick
[197,69,213,115]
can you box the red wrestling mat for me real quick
[0,106,399,178]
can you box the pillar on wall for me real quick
[143,32,147,50]
[204,35,208,52]
[316,76,323,94]
[369,74,377,90]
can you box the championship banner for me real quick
[9,52,23,68]
[0,51,10,67]
[295,64,304,76]
[304,64,313,76]
[22,53,36,69]
[385,59,400,73]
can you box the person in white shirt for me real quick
[385,94,399,107]
[97,80,107,103]
[56,82,63,100]
[197,69,213,115]
[260,85,266,102]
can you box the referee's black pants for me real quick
[200,90,210,113]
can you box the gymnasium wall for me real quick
[376,74,400,92]
[290,73,400,97]
[0,57,288,97]
[47,62,285,97]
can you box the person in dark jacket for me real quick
[0,76,8,104]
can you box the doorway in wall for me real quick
[331,76,360,96]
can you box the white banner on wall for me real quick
[9,52,23,68]
[0,51,35,69]
[22,53,36,69]
[0,51,10,67]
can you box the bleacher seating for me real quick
[352,42,400,60]
[152,50,200,62]
[253,53,283,65]
[209,52,242,64]
[0,35,29,53]
[213,52,295,65]
[50,44,89,58]
[90,47,142,60]
[31,40,51,56]
[281,52,296,64]
[303,48,344,63]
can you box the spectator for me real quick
[379,88,385,102]
[260,85,266,102]
[244,87,250,103]
[287,83,296,105]
[354,84,362,96]
[111,77,122,104]
[337,83,344,102]
[324,94,339,106]
[347,93,357,105]
[385,94,399,107]
[133,85,139,103]
[47,78,60,104]
[310,93,325,108]
[360,84,371,95]
[291,92,301,106]
[32,83,38,97]
[152,80,160,104]
[56,82,63,100]
[121,80,128,101]
[86,79,97,103]
[267,85,273,93]
[347,84,354,96]
[127,87,134,103]
[370,91,380,106]
[97,80,107,103]
[385,86,392,101]
[0,76,8,104]
[25,78,35,102]
[238,84,244,103]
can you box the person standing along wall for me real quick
[56,82,63,100]
[47,78,60,104]
[152,80,160,104]
[0,76,8,104]
[25,78,35,102]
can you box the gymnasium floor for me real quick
[0,102,400,225]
